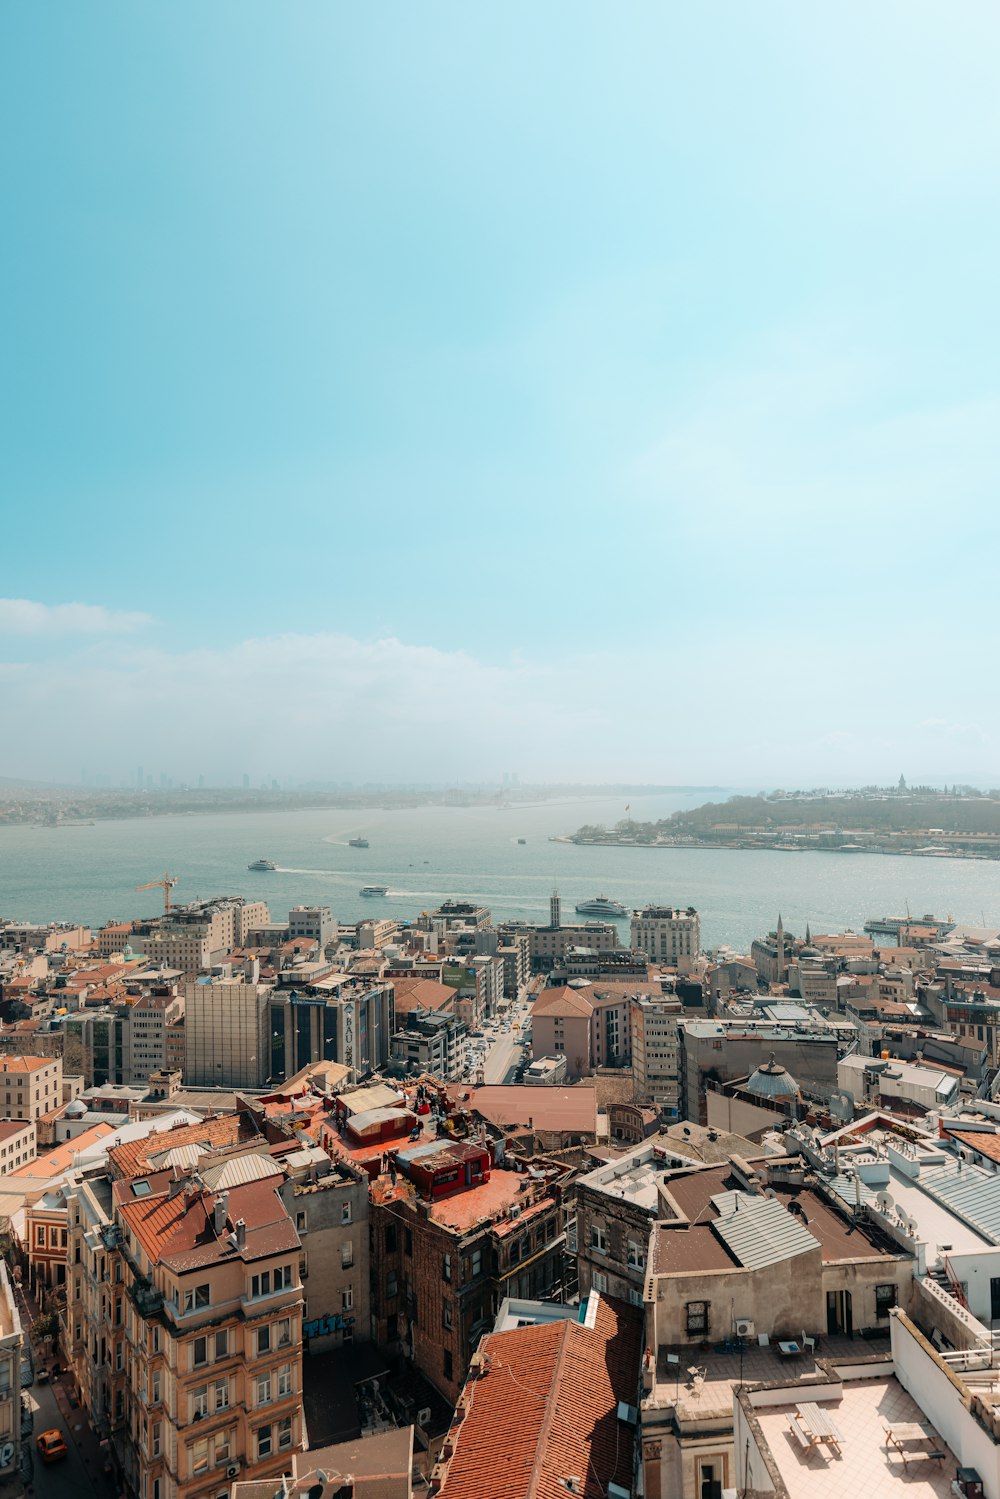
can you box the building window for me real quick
[216,1430,232,1464]
[386,1271,397,1297]
[341,1242,353,1269]
[277,1366,292,1398]
[192,1387,209,1419]
[296,1211,307,1232]
[342,1287,353,1312]
[443,1350,453,1380]
[443,1253,452,1283]
[405,1228,412,1256]
[277,1317,292,1347]
[35,1227,44,1247]
[341,1202,352,1225]
[686,1301,709,1337]
[277,1416,293,1451]
[385,1225,397,1253]
[184,1284,210,1313]
[592,1271,608,1293]
[589,1225,607,1255]
[470,1248,482,1277]
[442,1299,452,1330]
[256,1373,272,1406]
[256,1426,272,1459]
[151,1372,161,1404]
[192,1337,208,1367]
[876,1284,897,1319]
[214,1378,229,1411]
[256,1327,271,1356]
[151,1422,161,1458]
[190,1439,209,1476]
[627,1240,645,1270]
[214,1330,228,1360]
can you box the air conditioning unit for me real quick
[226,1465,241,1479]
[416,1406,432,1427]
[735,1318,755,1338]
[509,1204,521,1219]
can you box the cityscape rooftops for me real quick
[117,1173,298,1270]
[458,1084,598,1135]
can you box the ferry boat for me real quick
[517,838,527,845]
[574,894,627,917]
[360,885,388,897]
[349,837,370,848]
[248,858,277,872]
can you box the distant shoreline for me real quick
[557,833,1000,863]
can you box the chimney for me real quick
[235,1218,247,1249]
[213,1191,229,1234]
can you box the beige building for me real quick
[0,1053,62,1120]
[184,976,271,1088]
[630,995,682,1114]
[631,905,700,973]
[0,1118,36,1172]
[530,986,595,1077]
[0,1263,23,1485]
[136,900,270,974]
[63,1119,305,1499]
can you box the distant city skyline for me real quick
[3,5,999,784]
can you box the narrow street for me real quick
[14,1282,109,1499]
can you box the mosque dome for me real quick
[746,1053,799,1101]
[64,1099,88,1119]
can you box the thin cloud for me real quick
[0,598,154,636]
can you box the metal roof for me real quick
[202,1154,282,1190]
[921,1160,1000,1244]
[712,1193,818,1271]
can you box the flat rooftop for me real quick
[753,1376,956,1499]
[650,1335,866,1417]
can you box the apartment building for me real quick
[276,1150,369,1353]
[135,900,270,974]
[630,994,683,1114]
[389,1011,467,1080]
[0,1264,23,1485]
[184,975,271,1089]
[0,1053,62,1120]
[0,1118,36,1172]
[71,1151,305,1499]
[631,904,700,973]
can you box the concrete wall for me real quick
[891,1310,1000,1499]
[650,1246,825,1346]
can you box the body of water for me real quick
[2,790,1000,951]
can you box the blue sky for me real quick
[2,4,999,786]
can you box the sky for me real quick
[2,3,1000,788]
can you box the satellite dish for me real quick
[876,1192,894,1213]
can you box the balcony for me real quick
[100,1223,123,1251]
[129,1277,164,1318]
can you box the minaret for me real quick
[550,890,561,929]
[776,913,785,977]
[805,922,811,946]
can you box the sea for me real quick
[3,790,1000,952]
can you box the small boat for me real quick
[575,894,627,917]
[360,885,388,897]
[349,837,369,848]
[248,858,277,872]
[517,838,527,845]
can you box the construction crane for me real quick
[135,871,178,914]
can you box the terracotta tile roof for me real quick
[8,1123,117,1178]
[463,1085,598,1135]
[118,1176,298,1270]
[0,1055,55,1073]
[437,1293,642,1499]
[531,985,595,1018]
[390,977,456,1015]
[945,1128,1000,1164]
[108,1114,257,1180]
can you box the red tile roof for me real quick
[108,1114,256,1180]
[0,1054,55,1073]
[437,1294,642,1499]
[531,986,594,1018]
[118,1177,298,1270]
[390,977,456,1015]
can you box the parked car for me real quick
[37,1430,68,1464]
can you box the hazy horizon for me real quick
[3,5,998,787]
